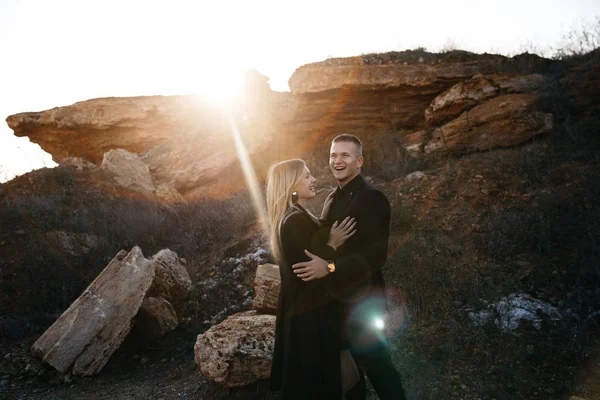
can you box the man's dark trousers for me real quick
[344,302,406,400]
[325,174,407,400]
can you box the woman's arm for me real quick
[283,210,356,282]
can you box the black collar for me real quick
[337,174,365,197]
[289,203,320,225]
[293,203,307,214]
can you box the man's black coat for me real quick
[322,174,390,309]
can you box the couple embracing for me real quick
[267,134,407,400]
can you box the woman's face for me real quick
[294,166,317,202]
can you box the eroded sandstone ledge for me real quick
[6,51,559,197]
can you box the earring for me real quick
[292,191,298,203]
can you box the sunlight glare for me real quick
[188,68,246,107]
[228,116,269,236]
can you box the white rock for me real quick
[405,171,425,182]
[468,293,562,332]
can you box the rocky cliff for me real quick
[6,51,562,198]
[6,71,280,196]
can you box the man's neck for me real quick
[338,173,360,189]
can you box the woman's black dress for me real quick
[269,204,343,400]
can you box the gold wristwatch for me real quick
[327,261,335,273]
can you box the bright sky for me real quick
[1,0,599,182]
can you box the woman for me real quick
[267,159,358,400]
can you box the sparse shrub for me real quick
[385,232,462,324]
[481,204,555,261]
[362,133,404,180]
[54,167,75,187]
[439,38,460,53]
[481,179,600,259]
[553,16,600,59]
[478,169,600,323]
[389,202,414,235]
[0,174,257,321]
[0,315,28,339]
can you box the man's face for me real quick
[329,141,364,187]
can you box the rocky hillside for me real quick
[1,49,599,400]
[5,51,563,196]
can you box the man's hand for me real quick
[292,250,329,281]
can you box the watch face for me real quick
[327,263,335,273]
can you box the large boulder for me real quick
[31,247,156,375]
[146,249,192,318]
[133,297,179,342]
[194,310,276,387]
[252,263,280,314]
[30,246,192,376]
[101,148,156,193]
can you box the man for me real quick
[292,134,407,400]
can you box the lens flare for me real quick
[228,116,268,236]
[374,318,385,330]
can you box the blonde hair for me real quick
[266,159,307,261]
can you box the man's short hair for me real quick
[332,134,363,156]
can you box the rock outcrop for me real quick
[6,51,558,195]
[194,310,276,388]
[286,51,554,136]
[424,73,546,126]
[289,52,509,93]
[6,71,280,196]
[252,263,280,314]
[6,96,196,165]
[31,246,191,376]
[403,73,553,157]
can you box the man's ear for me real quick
[357,156,364,169]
